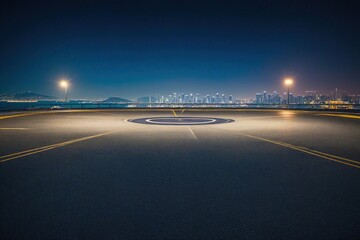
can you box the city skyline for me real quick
[2,87,360,105]
[2,76,360,101]
[1,77,360,102]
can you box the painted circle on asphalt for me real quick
[128,117,234,125]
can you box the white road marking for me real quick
[187,127,198,140]
[145,117,216,125]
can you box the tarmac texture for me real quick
[0,109,359,239]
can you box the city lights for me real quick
[59,80,68,88]
[284,78,294,105]
[284,78,293,86]
[59,80,69,101]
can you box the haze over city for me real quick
[1,0,359,99]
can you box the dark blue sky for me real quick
[1,0,359,100]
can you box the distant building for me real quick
[256,93,264,104]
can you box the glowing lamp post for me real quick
[59,80,69,102]
[284,78,293,105]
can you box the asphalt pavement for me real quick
[0,109,359,239]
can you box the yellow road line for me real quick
[237,132,360,169]
[0,110,111,120]
[0,111,78,120]
[0,128,30,130]
[181,109,186,113]
[0,146,65,163]
[0,141,70,159]
[171,109,197,139]
[0,113,45,120]
[317,114,360,119]
[0,132,113,160]
[0,132,115,163]
[308,149,360,165]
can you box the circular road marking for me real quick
[128,117,234,125]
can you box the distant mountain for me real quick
[0,93,13,101]
[102,97,132,103]
[12,92,58,100]
[0,93,12,97]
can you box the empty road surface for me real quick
[0,109,359,239]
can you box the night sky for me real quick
[1,0,359,100]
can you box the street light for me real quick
[59,80,69,101]
[284,78,293,105]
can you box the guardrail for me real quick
[1,101,360,111]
